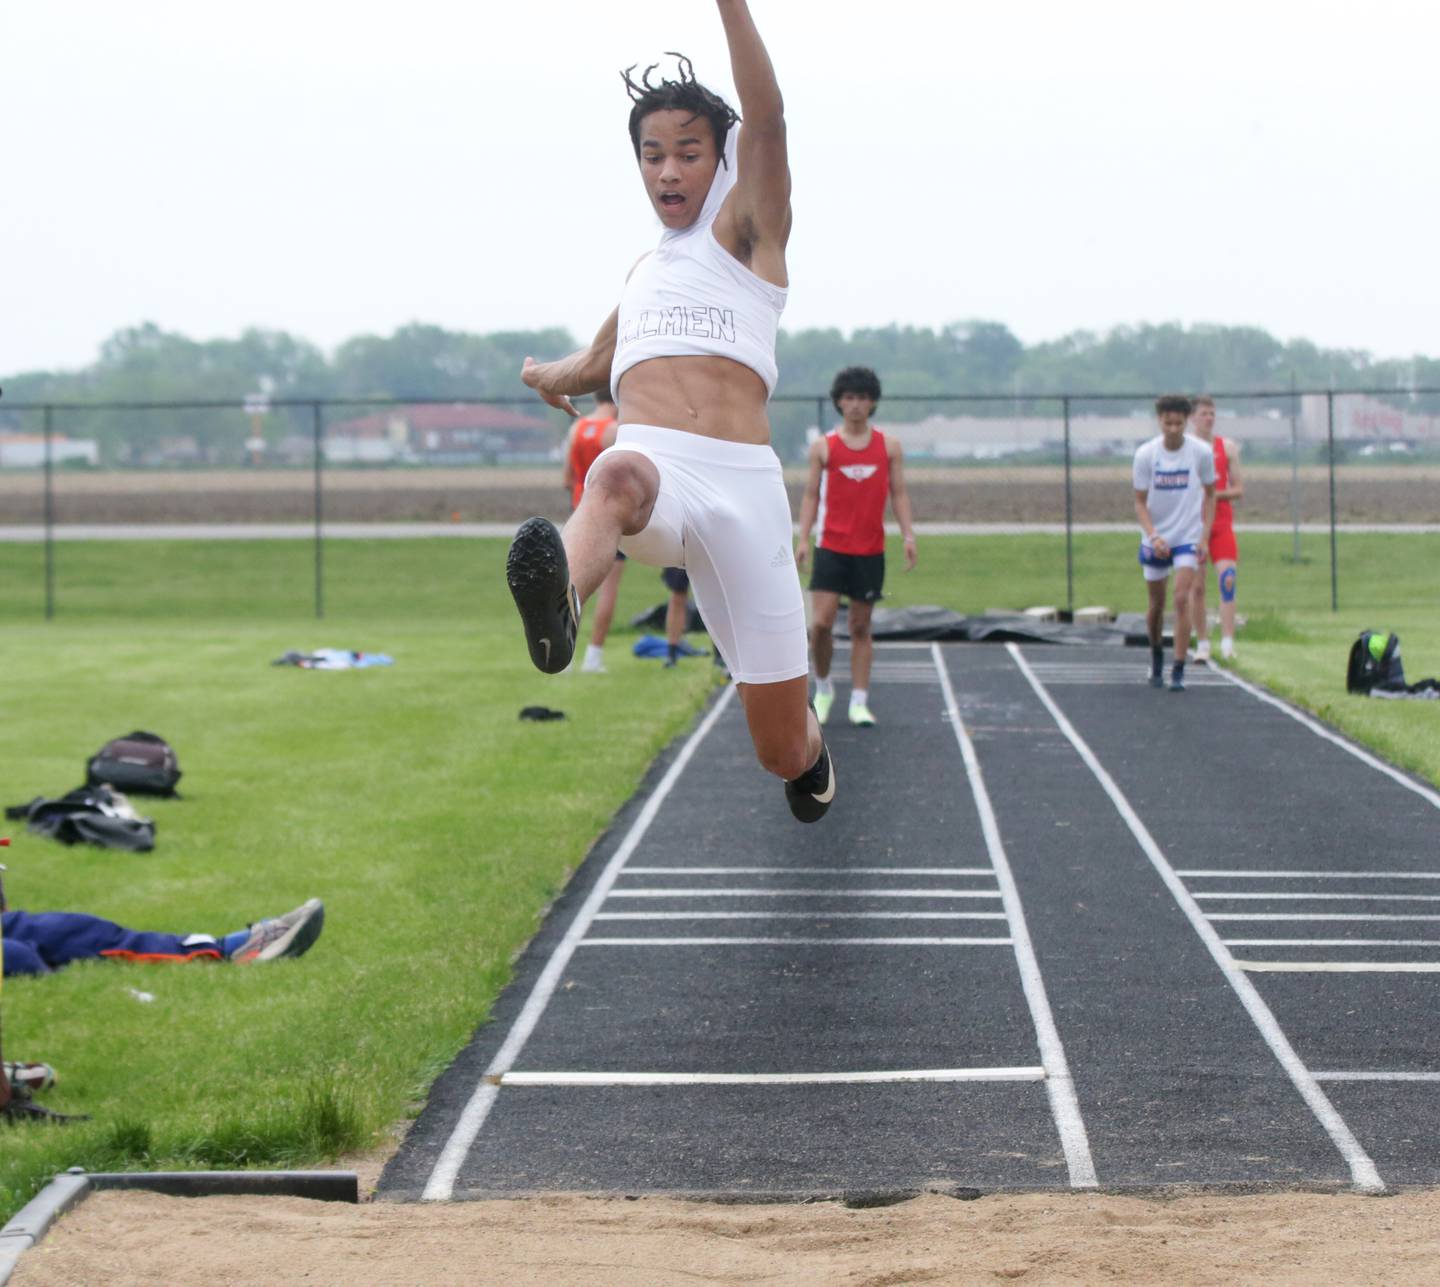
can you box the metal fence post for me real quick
[313,402,324,620]
[1062,396,1073,615]
[1327,391,1338,612]
[43,404,55,620]
[1289,371,1301,563]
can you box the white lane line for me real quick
[606,889,1002,899]
[1007,643,1384,1194]
[623,866,995,876]
[594,911,1009,921]
[933,643,1097,1190]
[581,937,1014,947]
[1236,961,1440,973]
[420,685,737,1202]
[1182,870,1440,880]
[1313,1071,1440,1082]
[1197,893,1440,903]
[496,1067,1046,1087]
[1215,667,1440,811]
[1209,914,1440,923]
[1224,940,1440,948]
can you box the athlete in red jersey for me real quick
[795,367,917,727]
[562,392,622,672]
[1186,395,1243,661]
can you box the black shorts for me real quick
[661,566,689,593]
[809,547,884,603]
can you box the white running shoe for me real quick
[1194,639,1211,663]
[1220,636,1235,660]
[580,656,606,674]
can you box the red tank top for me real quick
[567,416,615,510]
[818,429,890,556]
[1211,436,1233,531]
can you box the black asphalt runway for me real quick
[379,644,1440,1201]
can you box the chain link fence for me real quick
[3,387,1437,618]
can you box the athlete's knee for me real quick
[848,617,873,643]
[583,454,657,522]
[1219,565,1237,603]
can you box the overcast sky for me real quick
[5,0,1436,375]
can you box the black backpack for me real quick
[86,731,182,796]
[5,784,156,852]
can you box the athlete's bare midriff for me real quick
[616,354,772,445]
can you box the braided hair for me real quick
[622,53,739,165]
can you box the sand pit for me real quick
[12,1170,1440,1286]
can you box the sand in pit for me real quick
[13,1184,1440,1285]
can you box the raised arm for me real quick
[716,0,791,246]
[521,308,619,416]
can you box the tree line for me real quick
[4,320,1436,465]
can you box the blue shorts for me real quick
[1139,542,1198,581]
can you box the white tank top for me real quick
[610,127,787,399]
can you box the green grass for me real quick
[0,541,715,1219]
[2,531,1440,1221]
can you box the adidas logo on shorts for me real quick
[770,545,792,568]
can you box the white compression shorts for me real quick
[587,425,808,685]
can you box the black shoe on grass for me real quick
[785,741,836,823]
[507,517,581,674]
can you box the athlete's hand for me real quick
[1150,535,1171,560]
[1197,541,1209,565]
[794,539,810,570]
[521,357,578,418]
[902,535,917,571]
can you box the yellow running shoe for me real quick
[849,703,876,727]
[813,690,834,725]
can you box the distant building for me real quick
[0,433,99,468]
[323,404,558,465]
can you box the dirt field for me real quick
[1,465,1437,525]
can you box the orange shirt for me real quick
[567,416,616,510]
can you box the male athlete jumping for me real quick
[505,1,833,821]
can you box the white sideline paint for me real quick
[1215,667,1440,811]
[497,1067,1046,1087]
[1209,913,1440,923]
[1007,643,1384,1194]
[606,888,1002,899]
[580,937,1013,947]
[1314,1071,1440,1082]
[594,911,1009,921]
[420,685,737,1202]
[932,644,1097,1190]
[1182,870,1440,880]
[1236,961,1440,973]
[1197,892,1440,903]
[623,866,995,876]
[1224,940,1440,948]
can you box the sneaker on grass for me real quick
[225,898,325,964]
[5,1062,57,1094]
